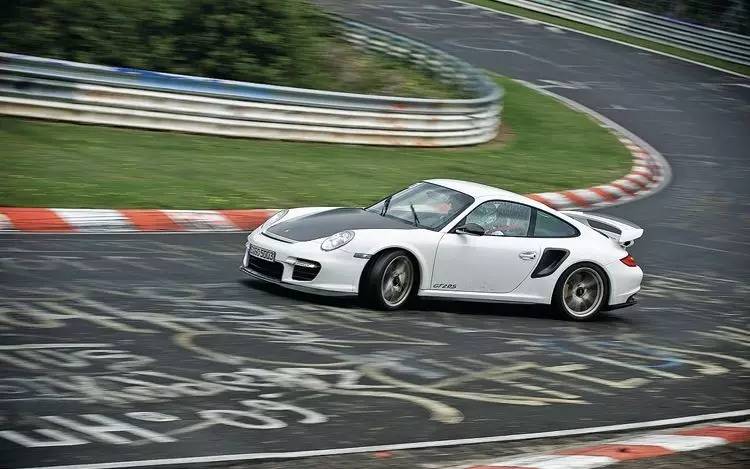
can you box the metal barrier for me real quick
[491,0,750,67]
[0,16,503,147]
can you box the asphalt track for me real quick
[1,1,749,468]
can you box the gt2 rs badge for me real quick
[433,283,456,289]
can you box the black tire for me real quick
[552,262,609,321]
[360,250,416,310]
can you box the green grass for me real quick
[463,0,750,77]
[0,76,632,209]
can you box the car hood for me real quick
[265,208,416,242]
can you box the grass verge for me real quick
[0,76,632,210]
[462,0,750,77]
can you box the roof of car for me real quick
[424,178,526,201]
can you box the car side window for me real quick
[533,209,579,237]
[464,201,532,237]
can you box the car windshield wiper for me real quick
[380,195,392,216]
[409,203,420,227]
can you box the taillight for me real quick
[620,254,637,267]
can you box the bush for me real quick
[170,0,335,87]
[0,0,337,88]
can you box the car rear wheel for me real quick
[552,262,608,321]
[361,250,416,310]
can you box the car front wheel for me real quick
[362,250,416,310]
[552,262,609,321]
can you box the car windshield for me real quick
[364,182,475,231]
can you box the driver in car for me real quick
[477,202,529,237]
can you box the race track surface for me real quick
[2,1,749,468]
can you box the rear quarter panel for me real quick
[511,227,629,303]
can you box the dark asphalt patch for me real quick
[0,234,748,468]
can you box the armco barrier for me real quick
[491,0,750,67]
[0,16,503,147]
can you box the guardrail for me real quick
[491,0,750,67]
[0,16,503,147]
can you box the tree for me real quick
[0,0,338,86]
[171,0,334,86]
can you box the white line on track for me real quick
[449,0,749,78]
[22,409,750,469]
[656,240,750,256]
[0,343,111,350]
[510,79,673,208]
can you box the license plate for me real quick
[249,244,276,261]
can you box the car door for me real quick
[430,200,542,294]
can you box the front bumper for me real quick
[239,266,355,297]
[240,229,366,296]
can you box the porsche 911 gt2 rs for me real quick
[240,179,644,320]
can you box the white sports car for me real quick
[240,179,643,320]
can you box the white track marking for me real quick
[0,344,111,350]
[19,410,750,469]
[449,0,749,78]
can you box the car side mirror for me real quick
[455,223,485,236]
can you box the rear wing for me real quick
[560,210,644,247]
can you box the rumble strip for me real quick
[444,419,750,469]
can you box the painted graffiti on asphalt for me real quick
[1,400,327,448]
[1,280,748,450]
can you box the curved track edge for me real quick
[0,87,670,233]
[451,0,750,78]
[516,79,672,212]
[22,411,750,469]
[448,418,750,469]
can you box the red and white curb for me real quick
[527,133,666,211]
[0,208,279,233]
[440,420,750,469]
[516,78,671,212]
[0,82,670,233]
[0,132,667,233]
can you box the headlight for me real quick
[262,209,288,228]
[321,231,355,251]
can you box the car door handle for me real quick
[519,251,537,260]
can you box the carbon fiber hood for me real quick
[265,208,416,242]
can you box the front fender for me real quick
[341,229,443,290]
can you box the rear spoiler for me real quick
[560,210,644,247]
